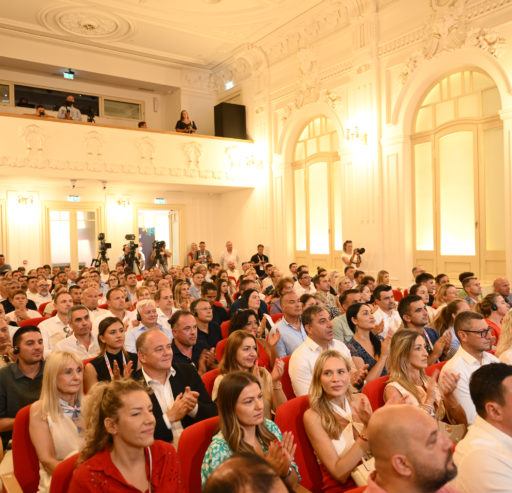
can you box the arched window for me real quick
[292,116,342,269]
[412,69,504,280]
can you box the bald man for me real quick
[366,405,459,492]
[493,277,512,307]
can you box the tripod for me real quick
[153,248,169,274]
[91,249,109,269]
[125,251,142,275]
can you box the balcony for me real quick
[0,112,261,189]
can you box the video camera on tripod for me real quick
[124,234,142,274]
[152,240,168,274]
[91,233,111,268]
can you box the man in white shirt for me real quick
[155,288,177,333]
[440,311,499,425]
[225,261,239,281]
[288,305,367,396]
[93,287,137,332]
[32,278,52,308]
[134,329,217,445]
[372,285,402,338]
[293,271,316,297]
[452,363,512,493]
[81,286,108,325]
[219,241,240,270]
[54,305,100,359]
[38,291,73,356]
[25,276,38,303]
[125,299,173,353]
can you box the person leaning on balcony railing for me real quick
[175,110,197,134]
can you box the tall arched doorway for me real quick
[292,116,343,270]
[412,69,504,281]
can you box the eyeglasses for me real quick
[459,327,492,338]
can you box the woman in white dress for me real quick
[29,351,83,492]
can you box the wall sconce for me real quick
[17,195,34,205]
[117,198,131,207]
[345,126,367,145]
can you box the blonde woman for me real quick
[69,379,182,492]
[384,330,466,425]
[135,286,151,302]
[376,270,390,286]
[496,310,512,364]
[173,279,191,310]
[29,351,84,492]
[303,350,372,491]
[433,283,459,310]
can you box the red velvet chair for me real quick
[12,405,39,493]
[213,301,223,308]
[49,453,79,493]
[425,360,447,376]
[270,313,283,323]
[361,375,390,411]
[274,395,322,493]
[220,321,230,339]
[392,289,403,302]
[280,355,296,400]
[98,303,108,309]
[215,339,227,363]
[38,302,51,316]
[201,368,220,398]
[177,416,219,493]
[19,317,48,327]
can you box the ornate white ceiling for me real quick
[0,0,327,68]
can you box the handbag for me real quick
[438,421,467,443]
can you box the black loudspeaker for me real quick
[214,102,247,140]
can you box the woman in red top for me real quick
[475,293,509,345]
[69,379,183,492]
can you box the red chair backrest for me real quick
[98,303,108,309]
[345,487,366,493]
[19,317,49,327]
[12,405,39,493]
[392,289,403,302]
[213,301,223,308]
[177,416,219,493]
[38,302,50,316]
[425,360,447,376]
[220,321,230,339]
[49,453,79,493]
[216,339,227,364]
[274,395,322,493]
[270,313,283,323]
[280,355,296,400]
[83,357,95,366]
[362,375,390,411]
[201,368,220,398]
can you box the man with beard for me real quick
[452,363,512,492]
[366,405,459,492]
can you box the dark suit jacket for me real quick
[133,363,217,442]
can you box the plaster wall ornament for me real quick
[183,142,202,168]
[137,137,156,164]
[399,0,505,83]
[85,132,104,172]
[22,125,47,169]
[224,145,242,179]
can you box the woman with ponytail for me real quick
[345,303,390,385]
[69,379,183,492]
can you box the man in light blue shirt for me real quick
[125,299,173,353]
[332,289,362,343]
[272,292,306,358]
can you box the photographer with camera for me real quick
[116,235,145,274]
[341,240,363,268]
[56,95,82,121]
[149,240,172,272]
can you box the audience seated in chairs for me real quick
[432,300,471,360]
[365,404,458,492]
[83,316,137,393]
[303,350,372,491]
[474,292,509,345]
[68,378,184,492]
[212,330,286,418]
[215,278,233,310]
[269,277,295,315]
[201,372,299,489]
[0,307,15,368]
[173,280,192,311]
[384,329,467,427]
[433,283,459,310]
[29,351,83,492]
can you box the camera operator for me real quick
[149,240,172,270]
[116,240,145,273]
[57,95,82,121]
[341,240,363,267]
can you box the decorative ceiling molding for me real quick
[398,0,505,84]
[38,5,135,42]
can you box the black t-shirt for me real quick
[250,253,269,276]
[175,120,197,132]
[90,351,138,382]
[2,298,38,314]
